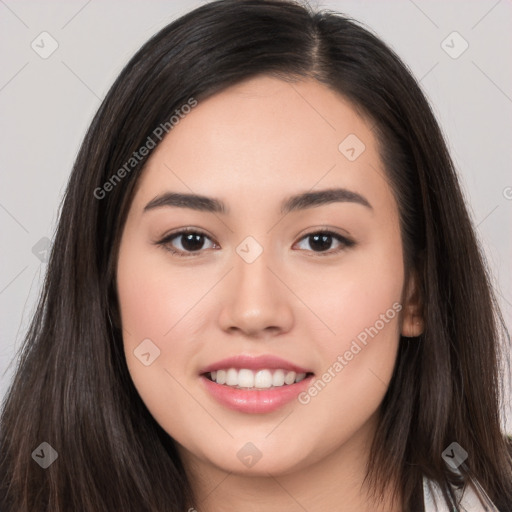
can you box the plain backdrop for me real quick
[1,0,511,431]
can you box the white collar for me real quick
[423,475,499,511]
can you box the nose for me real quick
[217,248,294,338]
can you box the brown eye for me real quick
[295,231,354,254]
[172,232,209,252]
[157,229,216,257]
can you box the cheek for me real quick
[116,236,195,378]
[293,231,404,434]
[116,237,212,348]
[116,242,209,441]
[301,231,404,352]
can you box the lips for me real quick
[200,354,312,375]
[199,354,315,414]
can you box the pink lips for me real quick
[200,354,311,375]
[199,354,314,414]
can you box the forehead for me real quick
[131,75,393,215]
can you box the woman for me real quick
[1,1,511,510]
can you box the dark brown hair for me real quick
[1,1,511,510]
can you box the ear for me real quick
[401,269,424,338]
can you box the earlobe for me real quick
[401,270,424,338]
[401,314,424,338]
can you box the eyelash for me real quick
[155,227,355,258]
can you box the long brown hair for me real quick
[1,1,511,510]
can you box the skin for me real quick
[116,75,423,512]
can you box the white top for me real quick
[423,476,500,511]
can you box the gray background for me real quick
[1,0,511,430]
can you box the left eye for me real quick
[294,231,354,254]
[161,230,216,256]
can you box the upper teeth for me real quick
[210,369,307,388]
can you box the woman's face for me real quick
[116,76,417,476]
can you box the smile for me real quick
[207,368,309,389]
[199,354,315,413]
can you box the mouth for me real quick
[203,368,313,389]
[199,355,315,414]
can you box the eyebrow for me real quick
[143,187,372,215]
